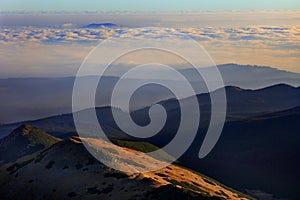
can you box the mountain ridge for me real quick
[0,132,252,200]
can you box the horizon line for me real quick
[1,10,300,14]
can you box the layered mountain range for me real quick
[1,63,300,199]
[1,64,300,124]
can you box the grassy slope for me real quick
[111,139,175,163]
[25,124,62,147]
[110,139,253,200]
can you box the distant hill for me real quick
[225,84,300,117]
[0,124,61,165]
[0,135,251,200]
[217,64,300,88]
[180,64,300,89]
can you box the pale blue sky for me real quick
[1,0,300,11]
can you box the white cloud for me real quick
[0,25,299,45]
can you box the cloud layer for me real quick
[1,25,299,45]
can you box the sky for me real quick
[1,0,300,11]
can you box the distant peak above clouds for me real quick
[83,23,118,28]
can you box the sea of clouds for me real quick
[0,25,299,45]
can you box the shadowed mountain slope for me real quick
[180,106,300,199]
